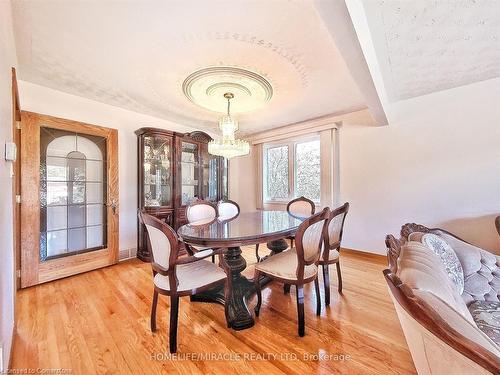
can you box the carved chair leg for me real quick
[254,271,262,317]
[151,290,158,332]
[255,243,260,262]
[322,264,331,306]
[169,295,179,353]
[283,284,291,294]
[314,276,321,316]
[336,261,343,294]
[296,284,305,337]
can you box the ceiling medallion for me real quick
[182,66,273,113]
[208,92,250,160]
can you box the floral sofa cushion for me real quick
[469,301,500,346]
[421,234,465,294]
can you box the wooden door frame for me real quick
[12,69,21,293]
[20,111,119,288]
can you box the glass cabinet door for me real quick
[143,136,172,207]
[180,141,199,205]
[201,152,218,201]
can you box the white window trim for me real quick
[262,134,321,205]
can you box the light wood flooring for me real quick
[11,247,416,374]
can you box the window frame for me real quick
[263,134,321,204]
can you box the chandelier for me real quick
[208,92,250,159]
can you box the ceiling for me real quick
[12,0,369,135]
[359,0,500,101]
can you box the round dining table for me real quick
[177,210,304,330]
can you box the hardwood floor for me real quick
[11,247,416,374]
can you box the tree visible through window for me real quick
[266,145,288,199]
[295,140,320,201]
[264,138,320,203]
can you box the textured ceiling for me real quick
[366,0,500,101]
[12,0,367,134]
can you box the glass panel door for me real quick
[40,128,107,260]
[143,136,172,207]
[181,142,199,205]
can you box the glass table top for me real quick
[177,211,305,245]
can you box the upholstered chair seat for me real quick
[254,248,318,280]
[254,208,330,337]
[154,260,226,292]
[139,212,227,353]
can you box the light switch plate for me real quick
[5,142,17,162]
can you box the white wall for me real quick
[0,1,17,369]
[230,78,500,255]
[228,150,257,213]
[340,78,500,254]
[18,81,202,253]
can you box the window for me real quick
[263,137,320,203]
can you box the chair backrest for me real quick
[217,199,240,220]
[186,200,217,224]
[294,208,329,279]
[322,203,349,260]
[287,196,315,217]
[138,212,179,273]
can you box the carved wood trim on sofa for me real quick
[400,222,474,246]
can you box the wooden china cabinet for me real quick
[135,127,228,261]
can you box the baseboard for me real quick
[119,247,137,262]
[341,247,387,263]
[4,321,15,371]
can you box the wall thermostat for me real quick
[5,142,17,162]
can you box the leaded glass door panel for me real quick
[20,113,119,288]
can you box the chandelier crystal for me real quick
[208,93,250,159]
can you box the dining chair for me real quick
[254,208,330,337]
[319,203,349,305]
[186,200,218,262]
[217,199,240,220]
[255,196,315,262]
[186,199,217,224]
[139,212,227,353]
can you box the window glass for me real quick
[263,137,321,203]
[295,140,320,201]
[265,145,289,200]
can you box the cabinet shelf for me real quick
[136,128,228,261]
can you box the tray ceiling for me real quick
[12,0,368,134]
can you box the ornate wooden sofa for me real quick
[385,223,500,374]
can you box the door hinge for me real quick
[16,121,21,130]
[15,195,21,204]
